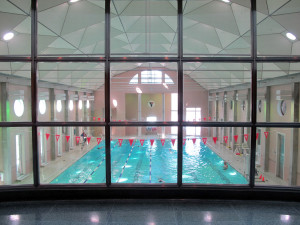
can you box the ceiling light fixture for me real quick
[69,0,80,2]
[136,87,142,94]
[222,0,230,2]
[286,32,296,41]
[3,32,14,41]
[163,83,169,89]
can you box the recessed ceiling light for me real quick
[286,32,296,41]
[3,32,14,41]
[222,0,230,2]
[69,0,80,2]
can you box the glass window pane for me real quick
[183,126,250,184]
[37,62,104,122]
[0,0,31,55]
[257,63,299,123]
[111,62,177,122]
[37,0,105,56]
[111,0,177,57]
[257,1,300,56]
[111,126,177,184]
[0,62,31,122]
[183,0,251,56]
[255,127,299,187]
[39,126,105,184]
[0,127,33,185]
[184,62,251,122]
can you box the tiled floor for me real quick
[0,199,300,225]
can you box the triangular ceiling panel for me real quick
[38,3,69,35]
[273,0,300,15]
[257,17,285,36]
[231,3,250,35]
[267,0,290,14]
[38,0,68,12]
[62,28,86,48]
[111,0,132,15]
[0,0,27,15]
[61,1,105,35]
[10,0,31,14]
[48,38,76,49]
[184,1,240,35]
[160,16,177,32]
[119,16,142,32]
[87,0,105,10]
[79,23,105,48]
[272,13,300,38]
[0,12,27,35]
[216,28,239,49]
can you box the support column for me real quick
[83,92,87,121]
[290,83,299,185]
[247,88,251,146]
[64,90,70,151]
[49,88,56,160]
[162,93,165,135]
[138,93,141,136]
[216,94,219,137]
[0,83,11,184]
[233,90,238,146]
[264,86,271,171]
[75,91,79,137]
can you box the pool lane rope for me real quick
[82,141,118,183]
[117,140,135,183]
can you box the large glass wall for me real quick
[0,0,300,194]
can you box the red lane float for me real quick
[93,117,96,121]
[202,137,207,145]
[171,139,176,146]
[150,139,155,146]
[234,135,238,143]
[65,135,70,143]
[76,136,80,144]
[209,116,211,120]
[244,134,248,141]
[192,138,196,144]
[97,138,102,145]
[161,139,165,146]
[256,133,259,140]
[264,131,269,139]
[129,139,134,146]
[140,139,145,146]
[87,137,91,144]
[223,136,228,144]
[118,139,123,146]
[213,137,217,144]
[183,139,186,145]
[203,117,206,121]
[55,134,60,142]
[46,133,50,141]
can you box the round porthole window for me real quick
[56,100,62,112]
[78,100,82,109]
[69,100,74,111]
[277,100,287,116]
[39,100,46,115]
[14,99,24,117]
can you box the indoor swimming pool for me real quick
[51,139,248,184]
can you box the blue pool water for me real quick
[51,139,248,184]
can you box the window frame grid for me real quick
[0,0,299,193]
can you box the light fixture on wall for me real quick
[87,100,90,109]
[222,0,230,3]
[39,100,46,115]
[136,87,142,93]
[78,100,83,109]
[113,99,118,108]
[69,100,74,111]
[69,0,80,3]
[163,83,168,89]
[56,100,62,112]
[3,32,14,41]
[14,99,24,117]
